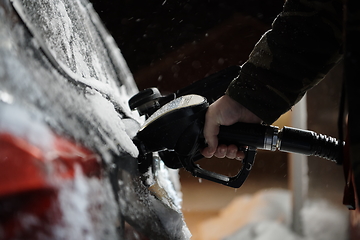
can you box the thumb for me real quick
[202,114,220,158]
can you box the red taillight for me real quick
[0,132,102,239]
[0,133,51,197]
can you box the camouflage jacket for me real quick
[226,0,343,124]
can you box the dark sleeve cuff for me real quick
[225,63,296,124]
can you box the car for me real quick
[0,0,190,239]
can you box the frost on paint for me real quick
[0,0,190,239]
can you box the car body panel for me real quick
[0,0,190,239]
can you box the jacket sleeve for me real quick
[226,0,343,124]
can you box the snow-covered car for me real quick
[0,0,190,239]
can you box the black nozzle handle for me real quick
[218,122,278,151]
[181,146,257,188]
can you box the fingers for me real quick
[201,146,215,158]
[202,96,243,159]
[236,150,245,161]
[214,144,245,160]
[201,116,219,158]
[202,106,220,158]
[202,144,245,160]
[214,144,227,158]
[201,95,262,159]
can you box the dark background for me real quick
[90,0,284,92]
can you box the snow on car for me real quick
[0,0,190,239]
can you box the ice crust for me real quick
[53,165,119,240]
[0,0,190,239]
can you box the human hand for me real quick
[201,95,262,159]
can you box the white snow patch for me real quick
[301,200,349,240]
[224,221,301,240]
[53,165,118,240]
[199,189,349,240]
[54,165,95,240]
[0,90,14,104]
[153,155,183,209]
[85,90,139,157]
[0,102,54,151]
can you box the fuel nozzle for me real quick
[132,93,344,188]
[128,88,175,118]
[277,126,341,163]
[219,123,342,164]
